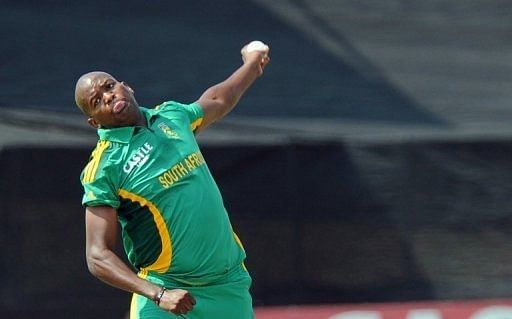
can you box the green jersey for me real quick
[80,101,246,285]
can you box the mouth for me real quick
[112,100,127,114]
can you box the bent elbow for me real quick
[86,247,107,277]
[86,254,100,276]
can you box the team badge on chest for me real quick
[158,122,179,139]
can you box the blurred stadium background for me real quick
[2,0,512,318]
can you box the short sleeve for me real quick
[80,142,120,208]
[81,173,120,208]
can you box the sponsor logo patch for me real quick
[158,123,179,139]
[123,142,153,173]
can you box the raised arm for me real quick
[195,41,270,132]
[85,205,195,315]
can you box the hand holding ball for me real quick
[242,40,270,74]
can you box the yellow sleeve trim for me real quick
[233,232,248,271]
[118,189,173,273]
[82,141,111,183]
[190,117,203,132]
[233,231,245,251]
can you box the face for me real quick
[75,72,144,128]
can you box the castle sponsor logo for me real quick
[123,142,154,173]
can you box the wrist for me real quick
[153,286,167,305]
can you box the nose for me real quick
[103,91,115,105]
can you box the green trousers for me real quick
[130,265,254,319]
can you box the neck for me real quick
[134,110,147,127]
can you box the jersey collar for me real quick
[97,126,134,143]
[97,107,155,143]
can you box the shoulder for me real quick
[153,101,203,117]
[81,141,125,208]
[155,100,180,110]
[81,140,125,185]
[150,101,204,132]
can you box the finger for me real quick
[170,306,184,315]
[182,302,193,312]
[173,304,191,315]
[182,292,196,305]
[177,294,194,309]
[261,57,270,68]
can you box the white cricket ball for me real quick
[247,40,268,56]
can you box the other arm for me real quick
[85,205,195,314]
[195,42,270,132]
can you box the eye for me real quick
[107,82,115,89]
[93,97,101,107]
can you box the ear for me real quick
[87,117,101,129]
[122,81,134,94]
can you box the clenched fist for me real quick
[158,288,196,315]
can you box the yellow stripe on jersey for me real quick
[233,232,248,271]
[83,141,111,183]
[118,189,173,273]
[129,293,139,319]
[190,117,203,132]
[233,231,245,250]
